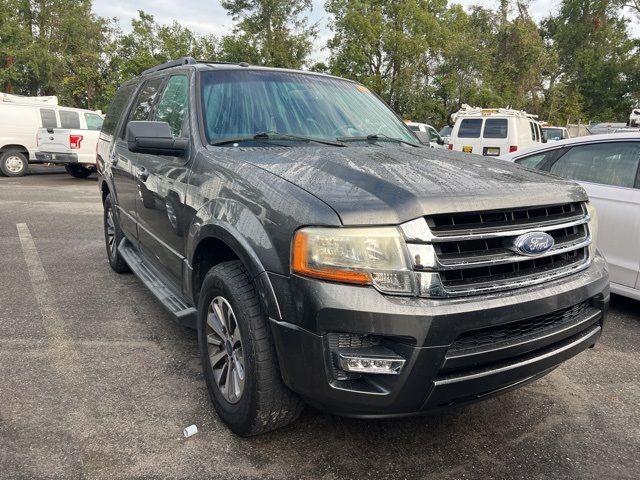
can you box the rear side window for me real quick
[483,118,508,138]
[550,142,640,188]
[529,122,536,141]
[153,75,189,137]
[102,83,137,136]
[59,111,81,129]
[39,109,57,128]
[515,150,559,169]
[129,78,164,122]
[458,119,483,138]
[84,113,104,131]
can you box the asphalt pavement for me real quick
[0,167,638,480]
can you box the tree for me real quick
[220,0,317,68]
[542,0,639,122]
[326,0,447,122]
[0,0,115,109]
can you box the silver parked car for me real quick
[501,133,640,301]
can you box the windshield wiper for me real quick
[210,131,345,147]
[337,133,420,147]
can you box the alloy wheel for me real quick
[206,296,245,404]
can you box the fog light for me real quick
[338,353,405,375]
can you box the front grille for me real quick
[404,202,593,297]
[429,202,584,234]
[449,301,592,354]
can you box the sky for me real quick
[91,0,636,62]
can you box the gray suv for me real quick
[97,58,609,436]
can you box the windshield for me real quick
[543,128,564,140]
[439,125,452,136]
[199,70,417,145]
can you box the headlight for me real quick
[586,202,598,258]
[292,227,414,294]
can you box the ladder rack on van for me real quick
[1,93,58,106]
[452,104,538,122]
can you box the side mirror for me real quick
[437,137,445,145]
[127,121,187,156]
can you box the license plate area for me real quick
[483,147,500,156]
[462,145,473,153]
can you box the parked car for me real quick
[405,121,446,148]
[36,121,104,178]
[448,105,545,156]
[629,107,640,127]
[0,93,103,177]
[98,58,608,436]
[501,133,640,301]
[439,124,453,144]
[542,126,570,141]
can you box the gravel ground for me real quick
[0,167,638,480]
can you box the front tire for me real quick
[65,164,94,178]
[197,261,303,436]
[104,194,130,274]
[0,150,28,177]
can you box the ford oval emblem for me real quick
[510,232,555,256]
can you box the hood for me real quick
[210,145,588,225]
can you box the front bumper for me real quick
[269,254,609,417]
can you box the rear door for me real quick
[546,141,640,288]
[454,118,483,154]
[134,74,192,287]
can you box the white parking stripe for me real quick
[16,223,71,344]
[16,222,89,472]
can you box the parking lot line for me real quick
[16,223,72,345]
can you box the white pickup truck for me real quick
[36,126,101,178]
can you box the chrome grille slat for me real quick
[402,202,592,298]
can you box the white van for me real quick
[448,105,545,156]
[0,93,103,177]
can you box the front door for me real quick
[134,74,192,288]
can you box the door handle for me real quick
[136,167,149,182]
[110,154,118,166]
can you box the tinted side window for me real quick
[84,113,104,131]
[40,109,57,128]
[102,83,137,136]
[129,78,164,122]
[515,150,558,169]
[458,119,483,138]
[153,75,189,137]
[550,142,640,188]
[428,127,440,142]
[483,118,508,138]
[59,111,81,129]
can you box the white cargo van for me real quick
[448,105,545,156]
[0,93,103,177]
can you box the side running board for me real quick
[118,239,197,328]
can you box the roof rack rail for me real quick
[142,57,198,76]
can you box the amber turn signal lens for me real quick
[292,230,371,285]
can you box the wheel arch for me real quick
[187,224,282,321]
[0,144,30,160]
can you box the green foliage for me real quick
[0,0,637,123]
[220,0,318,68]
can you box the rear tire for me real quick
[104,194,131,274]
[197,261,303,436]
[65,164,94,178]
[0,150,28,177]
